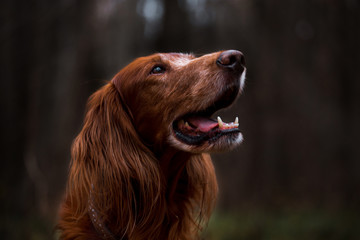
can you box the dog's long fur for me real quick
[58,51,245,240]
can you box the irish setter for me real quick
[57,50,246,240]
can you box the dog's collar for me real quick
[88,185,120,240]
[88,197,118,240]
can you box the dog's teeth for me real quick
[217,116,224,129]
[185,122,190,128]
[235,117,239,124]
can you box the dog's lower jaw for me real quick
[168,130,243,153]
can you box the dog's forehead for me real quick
[159,53,195,68]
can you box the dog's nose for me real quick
[216,50,245,72]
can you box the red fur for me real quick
[57,51,245,240]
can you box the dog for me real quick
[57,50,246,240]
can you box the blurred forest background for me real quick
[1,0,360,239]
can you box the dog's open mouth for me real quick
[172,86,241,146]
[173,115,240,145]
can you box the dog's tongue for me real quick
[186,116,218,132]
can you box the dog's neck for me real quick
[158,147,193,200]
[88,146,195,239]
[159,147,190,174]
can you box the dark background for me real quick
[1,0,359,239]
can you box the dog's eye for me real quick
[150,65,166,75]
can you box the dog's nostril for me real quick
[216,50,245,71]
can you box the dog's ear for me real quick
[67,82,163,237]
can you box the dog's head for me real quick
[112,50,246,153]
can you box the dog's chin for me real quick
[168,131,243,153]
